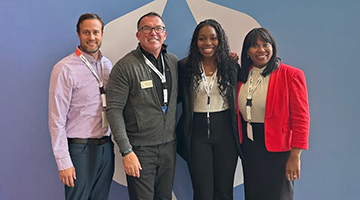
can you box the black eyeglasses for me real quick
[138,26,165,34]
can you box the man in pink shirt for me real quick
[48,13,114,200]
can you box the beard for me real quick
[79,42,102,55]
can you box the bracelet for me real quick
[122,148,133,157]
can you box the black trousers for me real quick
[126,140,176,200]
[189,110,238,200]
[65,140,115,200]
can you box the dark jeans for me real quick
[65,140,115,200]
[127,140,177,200]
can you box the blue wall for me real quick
[1,0,359,199]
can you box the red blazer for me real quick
[236,63,310,152]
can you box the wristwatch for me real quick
[121,148,133,157]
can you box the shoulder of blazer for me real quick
[177,57,188,81]
[231,62,240,82]
[268,63,302,85]
[178,57,188,68]
[274,62,304,77]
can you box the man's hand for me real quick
[59,166,76,187]
[122,152,142,178]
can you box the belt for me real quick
[68,136,110,145]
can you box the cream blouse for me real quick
[238,67,270,122]
[194,76,228,112]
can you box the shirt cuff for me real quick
[56,156,73,171]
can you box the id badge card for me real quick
[141,80,153,89]
[102,110,109,128]
[161,106,167,114]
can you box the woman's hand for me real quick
[286,148,302,181]
[229,52,239,61]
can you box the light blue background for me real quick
[1,0,359,199]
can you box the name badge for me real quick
[141,80,153,89]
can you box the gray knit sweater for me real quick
[106,47,178,153]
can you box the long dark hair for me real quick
[239,27,280,83]
[181,19,236,102]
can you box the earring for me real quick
[247,55,249,58]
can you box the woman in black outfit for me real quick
[176,19,244,200]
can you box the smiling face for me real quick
[77,19,103,59]
[197,25,219,60]
[247,38,273,68]
[136,16,167,58]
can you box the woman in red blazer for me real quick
[237,28,310,200]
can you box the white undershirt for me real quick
[194,76,228,112]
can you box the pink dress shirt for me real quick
[48,48,112,170]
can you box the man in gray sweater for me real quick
[106,12,178,199]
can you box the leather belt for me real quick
[68,136,110,145]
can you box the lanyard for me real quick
[246,68,264,120]
[200,61,218,138]
[143,54,168,107]
[245,68,264,141]
[75,48,106,108]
